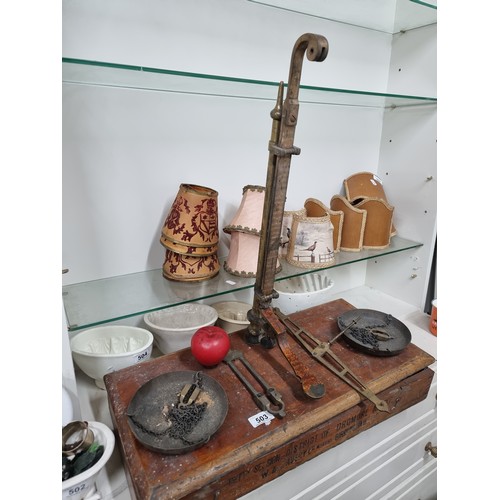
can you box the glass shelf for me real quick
[62,236,422,331]
[62,59,436,109]
[247,0,437,34]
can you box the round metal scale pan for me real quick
[127,370,228,454]
[337,309,411,357]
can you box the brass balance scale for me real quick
[126,33,413,455]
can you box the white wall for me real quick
[366,23,437,308]
[62,305,81,420]
[62,0,394,285]
[386,23,437,97]
[62,0,392,90]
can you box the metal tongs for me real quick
[223,349,286,418]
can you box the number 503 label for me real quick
[248,411,275,428]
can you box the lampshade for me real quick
[223,185,265,235]
[161,184,219,248]
[162,249,220,282]
[330,195,366,251]
[160,235,218,256]
[344,171,388,203]
[355,197,394,249]
[303,198,344,253]
[224,231,281,278]
[286,213,335,269]
[279,208,306,257]
[344,171,396,236]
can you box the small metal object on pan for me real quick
[337,309,411,356]
[127,370,228,454]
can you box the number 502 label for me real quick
[248,411,275,428]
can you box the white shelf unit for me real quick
[62,0,437,498]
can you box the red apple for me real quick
[191,326,231,367]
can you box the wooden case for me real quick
[105,299,435,500]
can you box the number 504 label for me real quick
[248,411,275,428]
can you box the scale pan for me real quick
[338,309,411,356]
[127,370,228,454]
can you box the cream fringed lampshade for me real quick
[303,198,344,253]
[286,212,335,269]
[279,208,306,257]
[223,185,280,278]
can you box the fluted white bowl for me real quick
[212,301,251,333]
[273,273,335,314]
[71,326,153,389]
[144,303,218,354]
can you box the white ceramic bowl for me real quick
[62,421,115,500]
[143,303,218,354]
[70,326,153,389]
[212,301,251,333]
[273,273,335,314]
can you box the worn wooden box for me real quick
[105,299,435,500]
